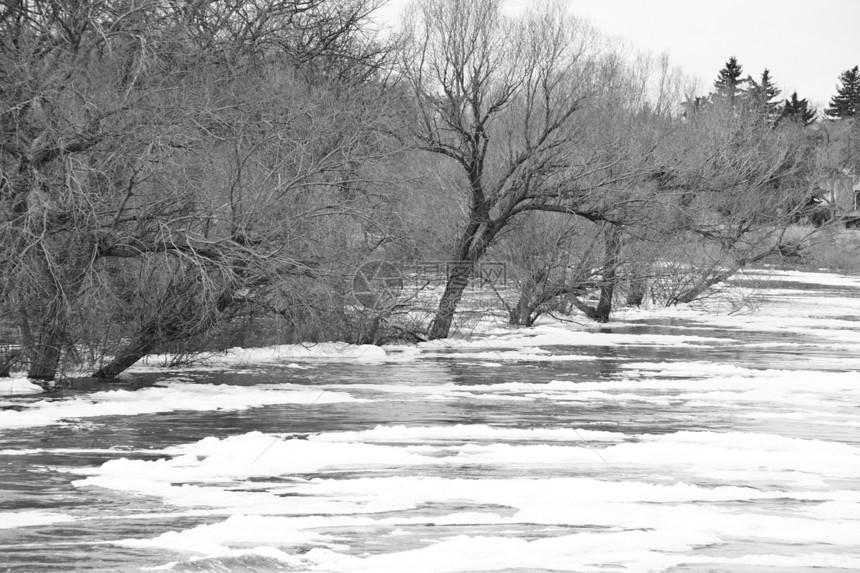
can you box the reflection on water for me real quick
[2,271,860,572]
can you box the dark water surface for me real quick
[2,271,860,572]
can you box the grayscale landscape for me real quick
[2,1,859,571]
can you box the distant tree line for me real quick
[693,56,860,124]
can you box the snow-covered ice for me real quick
[1,268,860,572]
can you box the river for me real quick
[1,269,859,572]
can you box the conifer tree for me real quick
[781,92,816,126]
[713,57,746,105]
[746,68,782,120]
[825,65,860,119]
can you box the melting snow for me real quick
[2,268,860,572]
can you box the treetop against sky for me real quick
[377,0,860,108]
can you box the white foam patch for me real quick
[0,447,172,456]
[76,428,860,505]
[685,554,860,569]
[421,350,598,362]
[553,368,860,395]
[133,342,388,372]
[304,533,860,573]
[117,514,336,556]
[0,511,75,529]
[745,269,860,288]
[0,383,357,429]
[418,326,730,352]
[81,427,860,571]
[690,315,860,343]
[72,432,439,498]
[106,474,860,566]
[0,376,43,395]
[303,531,720,573]
[75,426,860,486]
[306,424,626,443]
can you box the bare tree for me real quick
[641,97,823,306]
[487,48,688,325]
[493,44,819,321]
[0,0,399,380]
[400,0,657,338]
[496,212,601,326]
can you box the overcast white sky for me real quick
[376,0,860,110]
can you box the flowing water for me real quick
[2,269,860,572]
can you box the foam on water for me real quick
[0,511,75,529]
[68,422,860,570]
[419,326,731,351]
[4,268,860,572]
[305,424,627,443]
[0,382,357,429]
[132,343,389,372]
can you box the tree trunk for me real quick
[428,261,473,339]
[93,339,157,379]
[427,217,500,339]
[0,349,20,377]
[93,302,198,378]
[25,293,69,380]
[672,266,738,305]
[93,277,222,378]
[509,295,533,327]
[568,295,600,321]
[509,268,548,327]
[625,277,647,306]
[27,325,64,380]
[595,225,622,322]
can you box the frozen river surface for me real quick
[2,269,860,572]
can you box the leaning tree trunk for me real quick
[428,261,474,339]
[93,270,229,379]
[93,336,158,379]
[427,217,499,340]
[672,265,739,305]
[93,290,207,378]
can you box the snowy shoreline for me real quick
[4,267,860,398]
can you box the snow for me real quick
[305,424,627,443]
[0,376,43,395]
[0,511,74,529]
[134,342,388,372]
[0,382,358,429]
[3,268,860,572]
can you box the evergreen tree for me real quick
[825,65,860,119]
[746,68,782,120]
[713,56,746,105]
[781,92,816,125]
